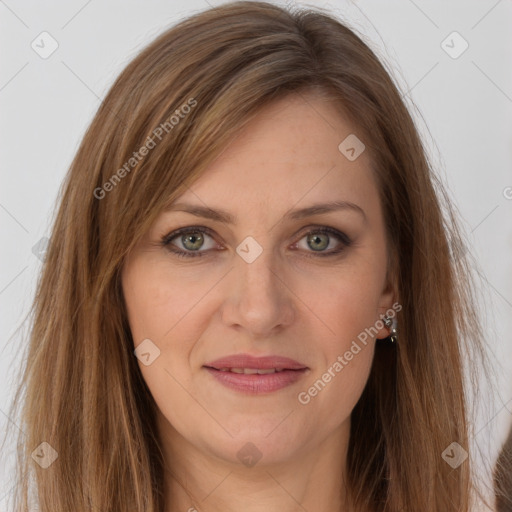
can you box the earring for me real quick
[382,315,398,343]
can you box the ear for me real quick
[375,269,399,340]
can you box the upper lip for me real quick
[204,353,308,370]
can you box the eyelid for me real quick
[161,225,218,246]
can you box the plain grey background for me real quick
[1,0,511,508]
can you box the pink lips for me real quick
[203,353,308,394]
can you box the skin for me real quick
[121,92,396,512]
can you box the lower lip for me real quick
[204,367,308,394]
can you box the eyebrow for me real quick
[164,200,366,224]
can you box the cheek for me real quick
[326,345,374,425]
[297,324,375,431]
[306,264,384,348]
[122,258,206,343]
[294,265,380,419]
[122,258,210,397]
[122,261,205,435]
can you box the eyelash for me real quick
[160,225,352,259]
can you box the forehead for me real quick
[171,93,379,219]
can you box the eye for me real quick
[293,227,352,257]
[161,226,219,258]
[160,225,352,259]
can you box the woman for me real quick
[6,1,490,510]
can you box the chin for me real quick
[198,423,308,469]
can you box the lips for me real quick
[203,354,308,394]
[203,354,307,371]
[216,367,284,374]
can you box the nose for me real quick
[220,245,295,338]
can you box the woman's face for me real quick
[122,92,395,468]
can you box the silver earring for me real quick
[382,315,398,343]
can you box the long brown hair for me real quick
[494,424,512,510]
[5,1,490,510]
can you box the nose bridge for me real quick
[224,236,294,333]
[237,239,281,303]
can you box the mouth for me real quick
[202,354,309,394]
[205,367,293,374]
[203,353,308,371]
